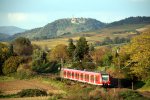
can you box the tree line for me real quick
[95,36,130,46]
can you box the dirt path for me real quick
[0,96,50,100]
[0,79,56,95]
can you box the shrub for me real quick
[2,56,23,75]
[118,90,144,100]
[17,89,47,97]
[16,64,36,79]
[144,79,150,87]
[89,89,102,100]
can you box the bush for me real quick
[144,79,150,87]
[17,89,47,97]
[89,89,102,100]
[2,56,23,75]
[118,90,144,100]
[16,64,36,79]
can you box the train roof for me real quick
[62,68,108,75]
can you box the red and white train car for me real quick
[61,68,111,86]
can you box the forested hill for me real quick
[107,16,150,27]
[0,33,10,41]
[13,18,105,40]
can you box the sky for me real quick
[0,0,150,29]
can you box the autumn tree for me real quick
[12,37,33,56]
[49,44,68,62]
[74,37,89,61]
[91,47,110,65]
[0,43,12,74]
[2,56,23,75]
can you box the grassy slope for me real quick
[32,24,149,49]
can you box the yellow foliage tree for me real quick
[49,44,68,62]
[0,43,9,74]
[123,32,150,80]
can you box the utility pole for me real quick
[60,58,63,81]
[61,58,63,70]
[132,76,134,90]
[117,48,121,88]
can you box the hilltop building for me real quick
[71,17,86,24]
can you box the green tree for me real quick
[103,37,113,45]
[113,37,120,44]
[67,38,76,60]
[74,37,89,61]
[32,49,46,67]
[102,51,113,66]
[8,43,14,56]
[32,49,60,73]
[89,43,95,52]
[12,37,33,56]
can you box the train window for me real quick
[75,73,77,79]
[72,72,74,78]
[77,73,79,79]
[67,71,69,77]
[64,71,66,76]
[68,71,70,77]
[70,72,72,77]
[96,75,99,82]
[80,73,83,80]
[85,74,89,81]
[91,75,94,82]
[102,74,109,81]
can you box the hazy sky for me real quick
[0,0,150,29]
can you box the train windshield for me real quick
[102,74,109,81]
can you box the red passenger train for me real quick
[61,68,111,86]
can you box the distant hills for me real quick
[108,16,150,27]
[0,16,150,41]
[0,26,26,35]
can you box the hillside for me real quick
[0,26,26,35]
[32,24,150,49]
[107,16,150,27]
[0,33,10,41]
[12,27,42,40]
[13,18,105,40]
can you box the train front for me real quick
[101,74,111,86]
